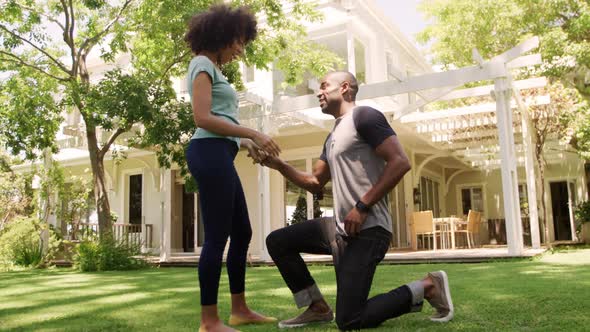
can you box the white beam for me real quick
[273,61,509,114]
[401,95,550,123]
[437,77,547,102]
[273,37,542,116]
[387,59,543,120]
[440,136,524,151]
[431,127,522,143]
[507,54,543,69]
[490,36,539,64]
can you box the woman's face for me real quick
[219,39,245,65]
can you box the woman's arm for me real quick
[192,72,281,156]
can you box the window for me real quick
[129,174,142,225]
[460,187,483,216]
[419,176,440,217]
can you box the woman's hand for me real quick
[252,132,281,157]
[242,139,267,164]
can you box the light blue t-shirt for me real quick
[187,55,240,148]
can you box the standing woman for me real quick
[184,5,280,332]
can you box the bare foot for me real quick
[199,320,238,332]
[230,309,276,323]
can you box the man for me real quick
[262,71,454,330]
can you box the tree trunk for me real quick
[537,162,549,244]
[86,125,112,239]
[535,139,549,244]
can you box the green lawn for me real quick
[1,250,589,332]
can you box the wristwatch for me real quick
[355,200,371,213]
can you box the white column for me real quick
[520,102,541,248]
[258,165,272,261]
[568,182,578,242]
[159,168,172,262]
[346,29,356,75]
[404,167,414,247]
[441,168,448,216]
[39,149,57,254]
[306,158,313,220]
[494,77,524,255]
[258,110,273,261]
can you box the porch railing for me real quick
[71,223,153,249]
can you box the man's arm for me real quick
[359,135,411,206]
[262,157,331,194]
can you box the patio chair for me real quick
[455,210,481,248]
[410,210,439,250]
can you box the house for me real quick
[15,0,589,261]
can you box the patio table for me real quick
[433,217,467,249]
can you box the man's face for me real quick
[316,74,343,114]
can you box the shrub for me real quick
[575,201,590,224]
[73,237,148,272]
[0,216,60,268]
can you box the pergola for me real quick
[244,37,553,256]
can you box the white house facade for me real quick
[16,0,589,261]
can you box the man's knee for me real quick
[265,229,282,255]
[335,313,359,331]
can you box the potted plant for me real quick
[574,201,590,244]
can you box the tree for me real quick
[0,0,341,238]
[289,195,323,225]
[417,0,590,243]
[417,0,590,156]
[290,196,307,225]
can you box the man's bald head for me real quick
[325,71,359,101]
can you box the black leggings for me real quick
[186,138,252,306]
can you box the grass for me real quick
[0,250,589,332]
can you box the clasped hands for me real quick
[242,136,280,169]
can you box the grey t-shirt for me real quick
[320,106,396,235]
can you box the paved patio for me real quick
[154,247,548,267]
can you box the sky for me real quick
[373,0,429,50]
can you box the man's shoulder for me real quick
[352,106,387,126]
[354,105,381,113]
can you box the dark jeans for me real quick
[266,218,414,330]
[186,138,252,306]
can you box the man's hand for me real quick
[242,139,267,164]
[343,207,368,236]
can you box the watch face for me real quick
[356,201,370,213]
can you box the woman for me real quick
[184,5,279,332]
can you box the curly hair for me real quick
[184,4,257,55]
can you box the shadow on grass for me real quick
[1,257,589,331]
